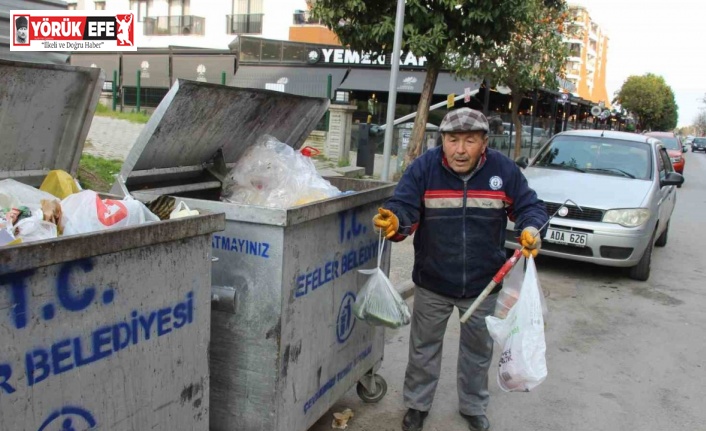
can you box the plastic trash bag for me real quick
[13,218,57,243]
[0,179,57,212]
[494,256,548,320]
[485,256,547,392]
[223,135,341,208]
[353,237,411,329]
[39,169,81,199]
[61,190,160,236]
[169,201,199,219]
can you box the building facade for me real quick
[564,4,610,106]
[66,0,312,49]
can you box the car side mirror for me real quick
[662,172,684,187]
[515,156,529,169]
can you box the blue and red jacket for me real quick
[384,146,548,299]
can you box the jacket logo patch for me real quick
[489,176,503,190]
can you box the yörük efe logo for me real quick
[10,10,137,52]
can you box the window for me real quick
[67,2,77,10]
[94,1,106,10]
[229,0,264,34]
[130,0,151,22]
[658,148,672,181]
[169,0,190,16]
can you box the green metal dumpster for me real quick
[0,59,225,430]
[111,81,398,431]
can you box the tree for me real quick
[312,0,537,170]
[461,0,569,159]
[693,110,706,136]
[613,74,678,131]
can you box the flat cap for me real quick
[439,108,489,133]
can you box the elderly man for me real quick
[15,16,28,44]
[373,108,547,431]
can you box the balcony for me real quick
[293,10,323,25]
[144,15,205,36]
[227,13,264,34]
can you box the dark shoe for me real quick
[402,408,429,431]
[461,413,490,431]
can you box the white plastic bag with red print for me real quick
[485,256,547,392]
[60,190,159,236]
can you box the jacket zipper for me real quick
[462,179,468,296]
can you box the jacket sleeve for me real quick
[505,163,548,237]
[382,157,426,242]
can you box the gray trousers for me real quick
[403,286,497,416]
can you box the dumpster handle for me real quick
[211,285,237,314]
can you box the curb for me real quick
[396,279,415,300]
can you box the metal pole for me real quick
[221,71,226,85]
[136,70,141,113]
[381,0,406,181]
[112,70,118,111]
[326,73,332,130]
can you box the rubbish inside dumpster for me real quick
[61,190,160,236]
[223,135,343,208]
[39,169,82,199]
[0,178,162,245]
[353,237,411,329]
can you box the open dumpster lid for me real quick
[0,59,104,187]
[113,80,330,197]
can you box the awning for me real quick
[338,69,482,96]
[172,55,237,85]
[230,65,349,98]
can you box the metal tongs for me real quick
[459,199,581,323]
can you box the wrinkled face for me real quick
[442,131,488,174]
[17,26,27,40]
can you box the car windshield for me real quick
[532,135,652,180]
[694,138,706,144]
[656,136,681,150]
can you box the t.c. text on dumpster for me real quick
[0,258,196,396]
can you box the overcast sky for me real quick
[571,0,704,127]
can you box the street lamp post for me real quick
[380,0,406,182]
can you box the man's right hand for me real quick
[372,208,399,239]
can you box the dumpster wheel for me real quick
[356,374,387,403]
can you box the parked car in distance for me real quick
[692,137,706,152]
[508,130,684,281]
[644,131,685,178]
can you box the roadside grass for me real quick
[94,103,150,124]
[77,153,122,192]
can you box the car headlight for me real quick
[670,156,681,163]
[603,209,651,227]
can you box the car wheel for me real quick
[655,221,669,247]
[628,232,654,281]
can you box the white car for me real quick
[507,130,684,281]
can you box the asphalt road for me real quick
[309,149,706,431]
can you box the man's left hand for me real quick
[520,227,541,258]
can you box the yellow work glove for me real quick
[372,208,399,239]
[520,226,541,258]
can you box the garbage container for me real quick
[0,60,225,430]
[111,81,398,431]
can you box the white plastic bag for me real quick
[494,256,548,320]
[353,237,411,329]
[169,201,199,219]
[485,257,547,392]
[13,218,58,243]
[61,190,160,236]
[223,135,341,208]
[0,179,57,213]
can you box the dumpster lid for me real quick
[0,59,105,187]
[114,80,330,196]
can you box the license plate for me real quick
[545,229,587,247]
